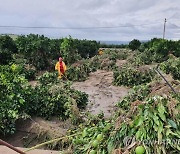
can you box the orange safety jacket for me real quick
[55,61,67,78]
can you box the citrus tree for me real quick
[129,39,141,51]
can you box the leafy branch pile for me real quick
[66,57,104,81]
[65,57,106,82]
[108,95,180,154]
[105,49,129,61]
[66,60,92,81]
[160,57,180,80]
[31,72,88,121]
[67,115,113,154]
[25,81,88,121]
[38,71,58,85]
[66,89,180,154]
[113,66,155,87]
[117,84,151,110]
[66,49,128,82]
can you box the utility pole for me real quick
[163,18,167,39]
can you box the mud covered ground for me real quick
[72,69,129,118]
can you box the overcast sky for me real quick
[0,0,179,41]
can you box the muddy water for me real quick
[72,70,129,118]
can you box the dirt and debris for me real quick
[29,81,39,87]
[116,60,127,68]
[3,117,72,149]
[138,64,156,72]
[72,70,129,118]
[0,146,59,154]
[150,73,180,96]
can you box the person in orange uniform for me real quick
[55,57,67,79]
[98,49,103,55]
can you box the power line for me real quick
[168,22,180,29]
[0,22,161,30]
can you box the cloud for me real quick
[0,0,179,41]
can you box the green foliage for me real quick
[160,57,180,80]
[113,66,155,87]
[74,39,99,58]
[129,39,141,51]
[16,34,55,70]
[130,38,180,65]
[138,38,180,63]
[68,94,180,153]
[60,37,99,61]
[130,49,169,66]
[117,84,151,110]
[66,55,109,82]
[131,50,153,65]
[23,68,36,80]
[66,61,92,81]
[11,54,36,80]
[60,36,81,65]
[15,34,100,70]
[89,56,105,71]
[173,40,180,57]
[99,43,128,49]
[25,81,88,120]
[49,38,63,59]
[65,55,100,81]
[29,72,89,120]
[0,65,88,135]
[38,71,58,85]
[0,49,12,65]
[66,49,129,82]
[0,64,32,135]
[106,49,128,61]
[0,35,17,64]
[11,64,36,80]
[68,114,113,154]
[112,96,180,154]
[146,39,170,62]
[0,35,17,53]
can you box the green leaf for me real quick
[166,128,171,136]
[153,115,160,126]
[134,116,144,127]
[157,103,166,121]
[107,141,114,153]
[157,122,163,142]
[167,119,177,129]
[19,98,25,104]
[158,113,166,121]
[135,130,142,139]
